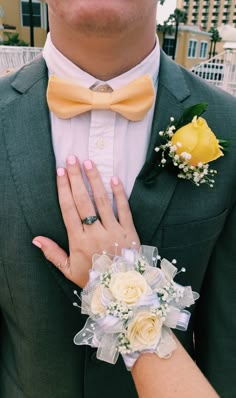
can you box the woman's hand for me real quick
[32,156,140,288]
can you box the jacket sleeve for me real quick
[194,201,236,398]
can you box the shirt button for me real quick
[96,137,105,149]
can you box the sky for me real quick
[156,0,177,24]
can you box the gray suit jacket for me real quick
[0,51,236,398]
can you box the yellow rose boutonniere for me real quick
[171,116,223,166]
[155,103,228,187]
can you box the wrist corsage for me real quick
[73,246,199,370]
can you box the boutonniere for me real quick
[152,103,228,187]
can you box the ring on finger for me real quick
[81,215,99,225]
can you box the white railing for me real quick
[0,45,42,74]
[1,46,236,97]
[191,50,236,97]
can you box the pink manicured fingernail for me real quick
[67,155,76,165]
[112,176,119,185]
[32,239,42,249]
[57,168,65,176]
[84,160,93,170]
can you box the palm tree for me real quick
[156,20,174,49]
[208,28,222,58]
[3,33,28,46]
[167,9,187,60]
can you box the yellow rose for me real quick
[91,286,106,316]
[171,116,223,166]
[127,311,162,351]
[109,271,149,305]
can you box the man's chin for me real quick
[65,6,132,37]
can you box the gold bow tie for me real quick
[47,74,155,121]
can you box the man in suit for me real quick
[0,0,235,397]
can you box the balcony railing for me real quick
[0,45,42,74]
[191,50,236,97]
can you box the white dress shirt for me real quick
[43,34,160,201]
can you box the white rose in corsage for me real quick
[153,103,228,187]
[127,311,162,351]
[109,270,150,305]
[73,245,199,370]
[90,286,106,316]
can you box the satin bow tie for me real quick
[47,74,155,121]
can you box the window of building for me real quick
[163,38,175,57]
[199,41,208,58]
[188,39,198,58]
[21,0,42,27]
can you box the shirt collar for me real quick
[43,32,160,89]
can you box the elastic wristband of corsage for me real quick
[73,245,199,370]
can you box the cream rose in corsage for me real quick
[154,103,228,187]
[127,311,162,351]
[73,246,199,370]
[90,285,106,316]
[109,270,150,305]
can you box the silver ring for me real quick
[81,215,99,225]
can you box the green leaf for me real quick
[175,103,208,129]
[219,139,230,152]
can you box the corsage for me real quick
[73,245,199,370]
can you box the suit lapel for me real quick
[3,57,77,301]
[129,51,191,242]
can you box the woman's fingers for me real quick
[111,176,136,230]
[66,156,96,219]
[32,236,90,288]
[83,160,116,228]
[33,158,140,288]
[32,236,70,275]
[57,167,82,242]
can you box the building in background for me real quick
[157,0,236,68]
[177,0,236,31]
[157,25,211,68]
[0,0,47,47]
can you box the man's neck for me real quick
[49,25,156,81]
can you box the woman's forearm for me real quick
[131,337,219,398]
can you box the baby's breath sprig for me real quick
[100,270,112,288]
[135,257,148,274]
[151,305,170,322]
[106,301,133,321]
[118,333,132,355]
[156,280,184,305]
